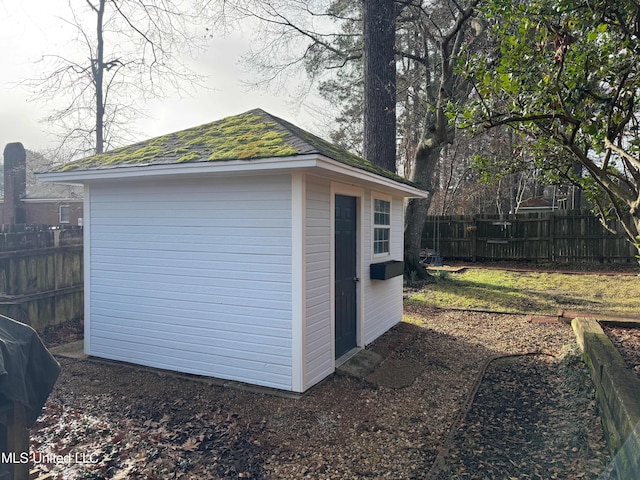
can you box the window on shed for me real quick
[59,205,70,224]
[373,198,391,255]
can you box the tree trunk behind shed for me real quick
[404,139,441,275]
[362,0,397,172]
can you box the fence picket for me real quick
[0,226,83,329]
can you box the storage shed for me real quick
[38,109,426,392]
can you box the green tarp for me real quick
[0,315,60,427]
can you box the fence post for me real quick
[548,213,554,262]
[469,220,477,262]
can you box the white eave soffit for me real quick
[36,153,427,198]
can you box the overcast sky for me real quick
[0,0,323,161]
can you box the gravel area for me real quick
[31,305,613,479]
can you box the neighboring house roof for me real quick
[23,183,83,201]
[0,149,84,202]
[519,197,555,209]
[49,109,416,188]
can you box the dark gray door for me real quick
[335,195,357,358]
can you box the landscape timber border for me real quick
[572,317,640,476]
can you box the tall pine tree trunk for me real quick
[362,0,397,172]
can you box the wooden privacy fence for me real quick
[0,225,83,330]
[422,211,637,264]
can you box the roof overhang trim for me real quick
[37,154,427,198]
[21,198,84,203]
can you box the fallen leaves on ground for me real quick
[31,391,265,479]
[32,305,614,479]
[432,350,609,479]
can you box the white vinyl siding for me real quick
[364,194,404,344]
[304,177,332,388]
[88,174,293,390]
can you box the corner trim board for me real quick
[291,172,306,392]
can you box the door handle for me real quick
[353,277,360,282]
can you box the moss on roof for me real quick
[52,108,415,186]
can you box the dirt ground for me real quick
[32,304,616,480]
[603,325,640,380]
[444,260,639,275]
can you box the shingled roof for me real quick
[53,108,414,186]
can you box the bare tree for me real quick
[21,0,210,156]
[215,0,485,273]
[397,0,483,273]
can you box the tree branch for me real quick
[605,137,640,172]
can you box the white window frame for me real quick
[59,205,71,224]
[372,195,391,258]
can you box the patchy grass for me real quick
[406,268,640,315]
